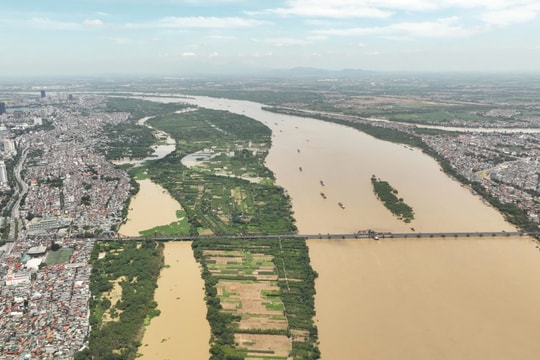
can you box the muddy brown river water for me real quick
[124,94,540,359]
[137,242,210,360]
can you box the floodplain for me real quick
[81,73,540,360]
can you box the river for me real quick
[137,242,210,360]
[117,123,210,359]
[118,179,181,237]
[171,95,514,234]
[128,94,540,359]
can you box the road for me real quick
[8,145,29,241]
[95,230,531,242]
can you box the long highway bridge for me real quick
[95,230,537,242]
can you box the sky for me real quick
[2,0,540,76]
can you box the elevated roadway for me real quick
[95,231,534,242]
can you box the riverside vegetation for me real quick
[79,98,320,360]
[75,240,164,360]
[264,106,539,234]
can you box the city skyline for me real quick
[2,0,540,77]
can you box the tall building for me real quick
[3,139,16,154]
[40,90,46,98]
[0,160,8,185]
[0,102,5,115]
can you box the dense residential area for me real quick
[423,132,540,226]
[0,92,136,359]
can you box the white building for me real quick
[3,138,16,154]
[5,272,31,286]
[0,160,8,185]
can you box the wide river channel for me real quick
[121,94,540,360]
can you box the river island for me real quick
[371,175,415,223]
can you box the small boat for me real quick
[320,180,325,186]
[320,192,327,199]
[338,202,345,209]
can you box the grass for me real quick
[44,249,73,265]
[139,209,190,236]
[264,300,285,312]
[129,166,150,180]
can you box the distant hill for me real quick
[260,67,375,79]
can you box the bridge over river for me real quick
[96,231,536,242]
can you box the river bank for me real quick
[118,179,181,237]
[156,94,540,360]
[124,94,540,360]
[118,179,211,358]
[111,103,211,358]
[138,242,209,360]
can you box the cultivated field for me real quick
[204,248,291,359]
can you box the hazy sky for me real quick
[2,0,540,76]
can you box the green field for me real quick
[44,249,73,265]
[139,210,190,236]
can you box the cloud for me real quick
[314,17,485,39]
[206,34,236,40]
[253,0,393,19]
[29,17,107,30]
[126,16,268,29]
[30,17,79,30]
[251,0,499,19]
[83,19,104,26]
[481,4,540,25]
[110,37,133,44]
[251,51,273,57]
[182,52,197,57]
[180,0,249,3]
[253,0,540,22]
[307,35,328,41]
[209,51,219,57]
[263,37,311,46]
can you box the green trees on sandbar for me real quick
[371,175,415,223]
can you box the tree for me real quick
[51,241,61,251]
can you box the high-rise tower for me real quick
[0,160,8,185]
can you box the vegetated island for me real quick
[371,175,415,223]
[145,104,319,359]
[78,98,320,360]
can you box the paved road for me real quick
[95,230,532,242]
[8,145,29,241]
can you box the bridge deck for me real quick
[95,231,534,242]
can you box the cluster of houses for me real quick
[423,132,540,225]
[1,94,135,358]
